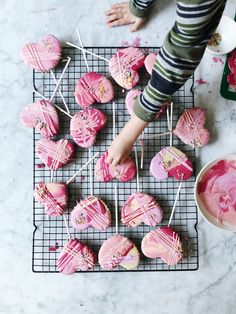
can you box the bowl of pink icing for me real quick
[194,156,236,232]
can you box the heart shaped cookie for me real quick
[57,239,97,274]
[71,196,111,230]
[75,72,114,108]
[34,182,68,216]
[109,47,145,90]
[173,108,210,148]
[150,146,193,181]
[21,34,61,72]
[70,109,106,148]
[21,99,59,138]
[98,234,140,270]
[95,151,136,182]
[36,138,75,170]
[121,192,163,227]
[144,52,157,75]
[141,226,183,265]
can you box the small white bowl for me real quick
[206,15,236,55]
[194,155,236,232]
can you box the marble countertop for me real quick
[1,1,236,313]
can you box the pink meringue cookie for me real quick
[144,52,157,75]
[197,159,236,226]
[95,151,136,182]
[71,196,111,231]
[34,182,68,216]
[125,89,142,115]
[150,146,193,181]
[98,234,140,270]
[21,34,61,72]
[36,138,75,170]
[57,239,97,274]
[173,108,210,148]
[141,226,183,265]
[21,99,59,138]
[70,109,106,148]
[121,192,163,227]
[74,72,114,108]
[109,47,146,90]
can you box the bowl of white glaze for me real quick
[207,15,236,55]
[194,155,236,232]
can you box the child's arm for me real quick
[107,0,227,166]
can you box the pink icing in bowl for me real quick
[194,156,236,232]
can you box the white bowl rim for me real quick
[194,155,236,232]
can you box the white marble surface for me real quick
[1,0,236,313]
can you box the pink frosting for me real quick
[125,89,142,115]
[70,108,106,148]
[144,52,157,75]
[227,50,236,87]
[71,196,111,230]
[21,99,59,138]
[150,146,193,181]
[173,108,210,148]
[109,47,145,90]
[74,72,114,108]
[121,192,163,227]
[98,234,139,270]
[197,159,236,226]
[36,138,75,170]
[95,151,136,182]
[34,182,68,216]
[57,239,97,274]
[141,226,183,265]
[21,34,61,72]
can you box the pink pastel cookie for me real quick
[21,34,61,72]
[125,89,142,115]
[141,226,183,265]
[98,234,140,270]
[121,192,163,227]
[36,138,75,170]
[57,239,97,274]
[74,72,114,108]
[21,99,59,138]
[173,108,210,148]
[34,182,68,216]
[109,47,145,90]
[70,109,106,148]
[95,151,136,182]
[71,196,111,230]
[150,146,193,181]
[144,52,157,75]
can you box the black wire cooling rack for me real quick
[32,47,198,273]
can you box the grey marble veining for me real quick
[0,0,236,313]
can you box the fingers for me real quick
[130,19,146,32]
[107,18,124,27]
[105,9,119,16]
[106,13,122,23]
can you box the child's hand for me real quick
[105,2,146,32]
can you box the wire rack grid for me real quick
[32,47,198,273]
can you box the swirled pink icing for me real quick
[197,159,236,226]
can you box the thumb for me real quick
[129,19,145,32]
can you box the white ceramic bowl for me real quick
[194,155,236,232]
[206,15,236,55]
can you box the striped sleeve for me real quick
[129,0,156,18]
[133,0,227,122]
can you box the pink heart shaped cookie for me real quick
[144,52,157,75]
[141,226,183,265]
[71,196,111,231]
[21,99,59,138]
[75,72,114,108]
[70,109,106,148]
[21,34,61,72]
[34,182,68,216]
[36,138,75,170]
[109,47,145,90]
[150,147,193,181]
[121,192,163,227]
[57,239,97,274]
[173,108,210,148]
[98,234,140,270]
[95,151,136,182]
